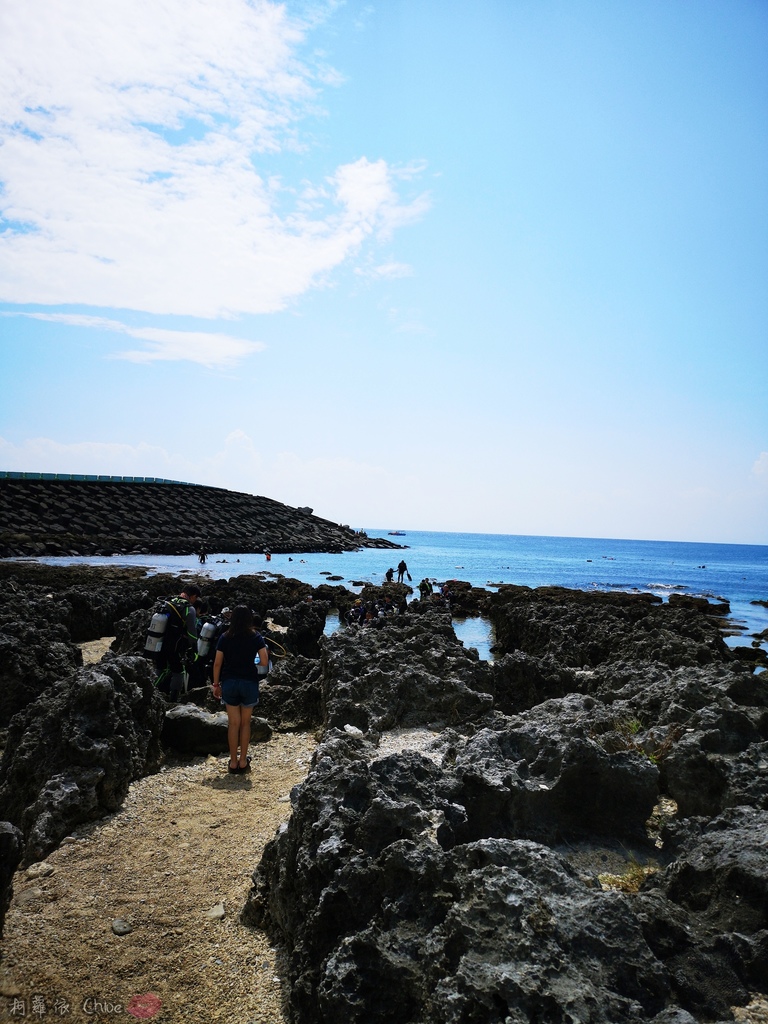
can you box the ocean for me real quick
[25,530,768,660]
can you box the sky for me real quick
[1,0,766,545]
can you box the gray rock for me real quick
[268,599,330,658]
[162,704,272,754]
[489,587,733,669]
[320,614,494,734]
[0,655,165,864]
[0,820,23,936]
[257,654,322,731]
[0,611,81,727]
[242,586,766,1023]
[244,735,669,1023]
[451,699,660,845]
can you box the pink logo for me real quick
[126,993,163,1019]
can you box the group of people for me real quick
[149,556,452,771]
[149,586,269,774]
[346,593,407,625]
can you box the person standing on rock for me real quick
[397,560,409,583]
[212,605,269,774]
[155,584,201,701]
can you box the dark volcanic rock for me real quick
[0,820,23,937]
[2,561,764,1021]
[0,593,82,727]
[652,806,768,937]
[320,612,494,734]
[243,734,670,1024]
[0,655,164,864]
[451,697,660,845]
[162,704,272,754]
[241,584,768,1023]
[488,650,578,713]
[268,599,330,658]
[258,655,323,731]
[489,586,733,669]
[562,662,768,817]
[635,807,768,1018]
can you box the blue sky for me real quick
[1,0,766,544]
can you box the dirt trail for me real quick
[0,730,316,1023]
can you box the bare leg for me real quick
[238,706,254,768]
[225,705,242,770]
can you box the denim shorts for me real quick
[220,676,260,708]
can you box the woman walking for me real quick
[212,605,269,773]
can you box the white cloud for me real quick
[370,263,413,280]
[3,311,264,367]
[0,435,182,479]
[113,328,264,368]
[753,452,768,477]
[0,1,428,318]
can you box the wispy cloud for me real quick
[386,306,432,335]
[113,328,264,368]
[753,452,768,477]
[0,1,428,319]
[3,311,264,367]
[366,263,414,280]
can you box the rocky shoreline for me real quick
[0,562,766,1022]
[0,478,403,557]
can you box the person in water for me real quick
[212,605,269,774]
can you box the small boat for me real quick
[388,530,406,536]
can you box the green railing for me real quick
[0,472,198,485]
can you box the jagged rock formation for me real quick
[244,596,768,1023]
[0,822,22,937]
[2,561,766,1018]
[0,477,401,556]
[0,655,165,867]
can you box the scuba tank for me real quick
[145,611,168,653]
[197,621,216,658]
[256,637,286,677]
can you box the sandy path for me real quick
[0,732,316,1023]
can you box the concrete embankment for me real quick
[0,477,400,557]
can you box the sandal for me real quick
[238,756,252,773]
[228,762,240,774]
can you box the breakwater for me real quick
[0,477,399,557]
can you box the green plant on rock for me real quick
[598,856,658,894]
[617,716,643,739]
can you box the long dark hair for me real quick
[226,605,255,638]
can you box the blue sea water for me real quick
[24,530,768,657]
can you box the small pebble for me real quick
[25,861,54,879]
[112,918,133,935]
